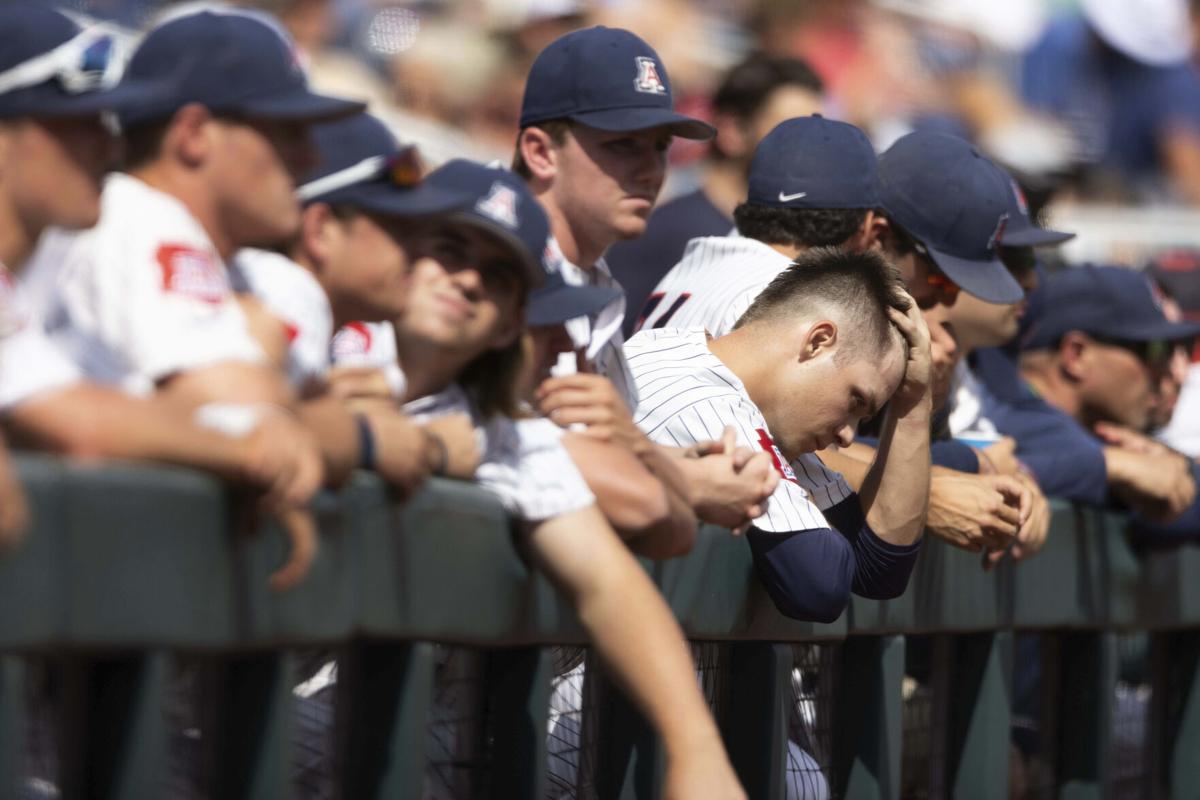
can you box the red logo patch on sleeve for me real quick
[331,322,372,359]
[756,428,799,484]
[156,244,229,304]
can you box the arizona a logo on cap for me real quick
[1009,179,1029,217]
[633,56,667,95]
[475,181,520,229]
[987,212,1010,251]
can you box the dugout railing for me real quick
[0,454,1198,799]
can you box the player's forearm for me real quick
[296,395,358,486]
[157,362,296,410]
[7,385,251,478]
[527,506,727,763]
[856,401,931,545]
[561,435,695,558]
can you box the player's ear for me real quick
[518,127,558,183]
[854,210,887,252]
[1058,331,1090,381]
[299,202,339,269]
[168,103,214,169]
[799,320,837,362]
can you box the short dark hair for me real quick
[511,119,572,180]
[735,247,910,358]
[712,53,823,121]
[732,202,868,249]
[121,118,172,171]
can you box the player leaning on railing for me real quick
[0,3,333,575]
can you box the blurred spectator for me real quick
[1148,250,1200,457]
[984,266,1200,543]
[1021,0,1200,203]
[607,53,825,336]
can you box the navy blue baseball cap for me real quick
[1022,265,1200,350]
[0,3,171,119]
[993,168,1074,248]
[118,8,363,127]
[297,112,470,218]
[879,131,1024,304]
[519,26,714,140]
[747,115,880,210]
[424,160,621,317]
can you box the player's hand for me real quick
[886,297,933,416]
[358,408,434,499]
[976,437,1020,476]
[420,413,481,479]
[1094,422,1178,458]
[0,448,29,550]
[326,366,396,403]
[926,473,1024,552]
[267,506,318,592]
[1106,446,1196,522]
[535,373,647,454]
[984,470,1050,567]
[239,411,325,511]
[681,427,779,532]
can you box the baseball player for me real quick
[0,4,323,563]
[390,158,745,800]
[627,248,932,621]
[234,111,484,493]
[514,25,779,532]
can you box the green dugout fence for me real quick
[1,454,1198,799]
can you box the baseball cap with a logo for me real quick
[423,160,622,319]
[519,26,714,140]
[879,131,1024,304]
[0,3,171,119]
[297,112,471,218]
[747,115,881,210]
[1021,265,1200,350]
[118,7,363,127]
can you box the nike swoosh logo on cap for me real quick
[778,190,807,202]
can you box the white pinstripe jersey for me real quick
[635,235,792,337]
[556,242,637,410]
[625,328,853,533]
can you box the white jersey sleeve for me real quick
[231,249,334,388]
[40,176,263,395]
[404,385,595,522]
[0,273,80,412]
[330,321,406,398]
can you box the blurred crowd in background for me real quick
[54,0,1200,222]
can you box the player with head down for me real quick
[627,249,932,622]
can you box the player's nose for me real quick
[835,425,855,448]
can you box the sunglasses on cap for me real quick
[0,28,122,97]
[296,146,423,202]
[909,239,961,297]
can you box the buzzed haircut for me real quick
[735,247,910,358]
[733,202,868,249]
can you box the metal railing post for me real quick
[835,634,904,799]
[335,640,435,800]
[1055,631,1116,799]
[485,646,553,799]
[1148,630,1200,800]
[723,641,792,800]
[937,631,1013,800]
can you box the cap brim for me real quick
[527,281,622,326]
[927,246,1026,304]
[230,87,365,122]
[445,211,546,289]
[1116,318,1200,344]
[7,75,179,118]
[1001,225,1076,248]
[568,106,715,140]
[313,180,471,218]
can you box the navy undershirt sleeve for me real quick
[824,497,923,599]
[746,526,855,624]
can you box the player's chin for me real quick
[613,215,649,241]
